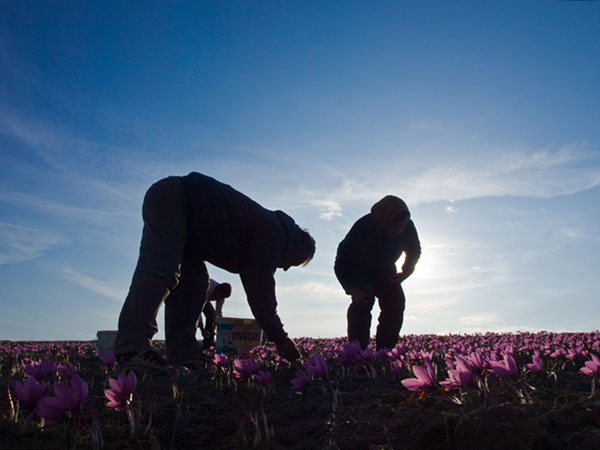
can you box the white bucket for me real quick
[97,330,118,356]
[215,317,263,357]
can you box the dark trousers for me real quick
[346,277,405,350]
[114,177,208,365]
[199,301,217,348]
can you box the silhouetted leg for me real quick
[114,177,188,355]
[165,256,208,365]
[347,297,375,349]
[202,301,217,348]
[373,277,405,350]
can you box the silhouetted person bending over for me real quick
[199,279,231,350]
[335,195,420,350]
[114,172,315,374]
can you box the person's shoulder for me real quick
[351,214,375,232]
[405,219,418,233]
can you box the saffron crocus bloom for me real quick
[38,374,89,421]
[99,353,116,371]
[387,344,407,361]
[38,396,70,422]
[105,371,137,411]
[338,341,361,366]
[290,370,309,394]
[57,364,76,380]
[305,354,328,380]
[550,347,567,360]
[22,360,57,379]
[233,358,260,380]
[390,359,405,377]
[213,353,229,368]
[526,351,543,373]
[14,376,47,410]
[579,354,600,378]
[440,356,476,390]
[359,347,376,364]
[489,353,518,378]
[466,350,487,373]
[401,358,437,392]
[254,370,272,387]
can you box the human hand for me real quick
[349,287,372,307]
[275,336,301,361]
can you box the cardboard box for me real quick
[215,317,263,357]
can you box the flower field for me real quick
[2,331,600,449]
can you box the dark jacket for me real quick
[181,172,306,342]
[334,213,421,295]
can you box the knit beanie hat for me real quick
[370,195,409,235]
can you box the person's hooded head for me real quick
[370,195,411,238]
[275,211,316,271]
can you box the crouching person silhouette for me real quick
[198,279,231,350]
[334,195,420,350]
[114,172,315,374]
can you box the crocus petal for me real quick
[125,371,137,393]
[53,383,75,409]
[412,366,431,383]
[71,375,88,406]
[401,378,426,392]
[108,377,123,393]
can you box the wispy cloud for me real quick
[277,281,346,301]
[459,313,500,327]
[282,144,600,218]
[0,222,66,264]
[59,268,127,302]
[0,191,137,225]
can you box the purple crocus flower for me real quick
[338,341,361,366]
[440,355,476,390]
[526,351,543,374]
[401,358,437,392]
[22,360,57,379]
[305,354,328,380]
[38,374,89,421]
[359,347,376,364]
[290,370,309,394]
[99,353,116,372]
[105,371,137,411]
[489,353,518,378]
[57,364,76,380]
[466,350,487,373]
[390,359,405,377]
[253,370,272,387]
[387,343,407,361]
[550,347,567,360]
[233,358,260,380]
[213,353,229,368]
[579,354,600,378]
[14,376,48,410]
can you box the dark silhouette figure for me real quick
[335,195,420,350]
[199,279,231,349]
[114,172,315,373]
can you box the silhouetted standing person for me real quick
[114,172,315,374]
[335,195,420,350]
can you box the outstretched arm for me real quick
[239,268,300,361]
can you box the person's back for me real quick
[183,172,286,273]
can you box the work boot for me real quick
[117,349,172,376]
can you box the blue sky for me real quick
[1,1,599,341]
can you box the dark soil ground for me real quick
[2,342,600,450]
